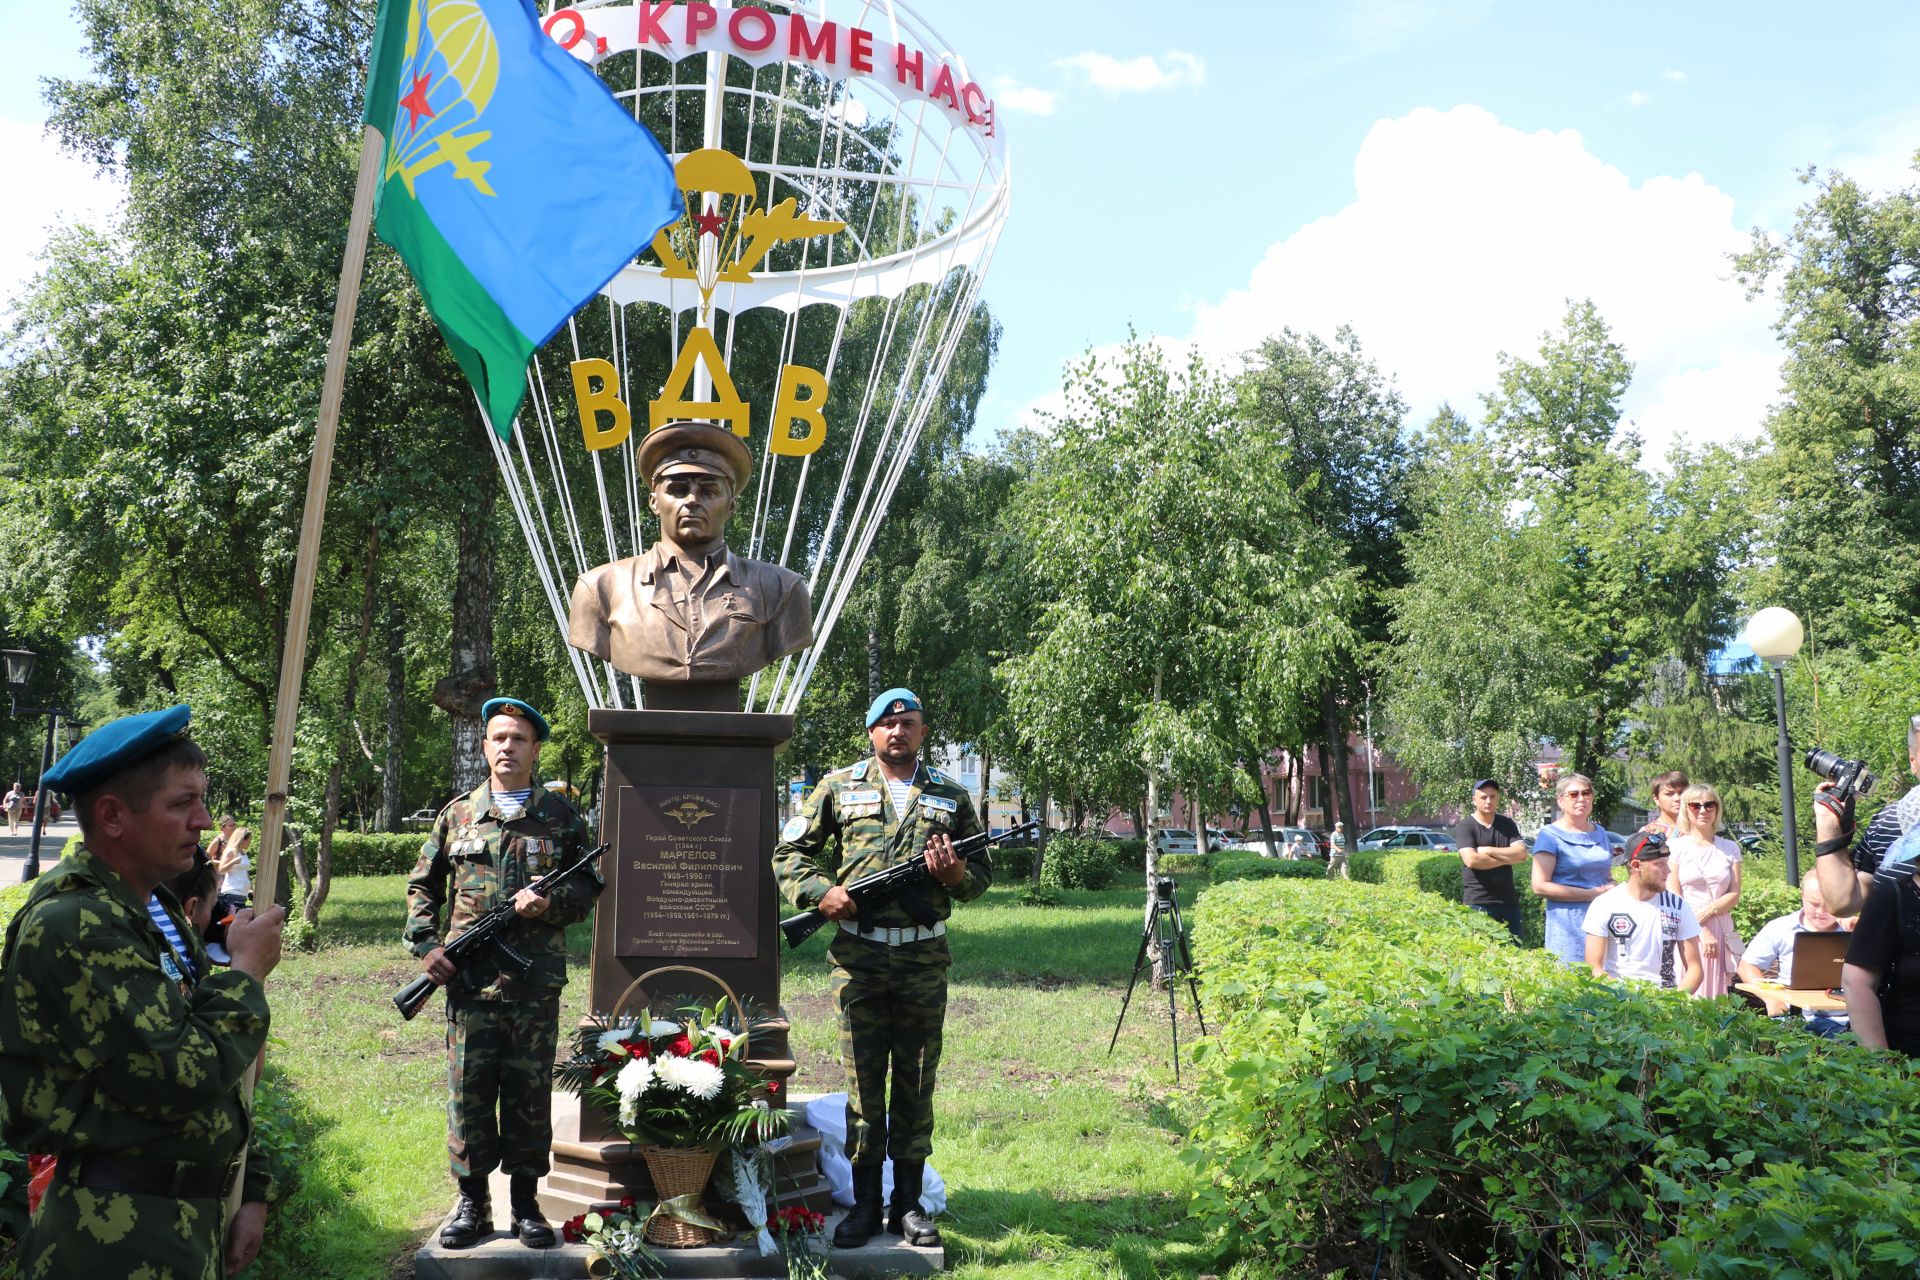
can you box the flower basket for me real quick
[638,1145,720,1247]
[554,965,791,1248]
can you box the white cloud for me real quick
[1626,89,1652,108]
[1333,0,1496,56]
[1053,50,1205,93]
[0,116,123,314]
[992,76,1057,117]
[1184,105,1782,465]
[1660,68,1688,84]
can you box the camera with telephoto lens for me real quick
[1154,875,1176,903]
[1804,747,1878,804]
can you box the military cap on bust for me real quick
[480,696,551,742]
[640,419,753,491]
[42,704,193,796]
[866,687,924,729]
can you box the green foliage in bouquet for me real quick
[555,1000,790,1151]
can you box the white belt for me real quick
[840,920,946,946]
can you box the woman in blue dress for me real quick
[1530,772,1616,964]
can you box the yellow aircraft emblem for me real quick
[650,149,848,312]
[386,0,498,198]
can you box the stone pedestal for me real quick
[544,706,832,1219]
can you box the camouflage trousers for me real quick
[828,932,950,1166]
[445,995,561,1179]
[25,1178,224,1280]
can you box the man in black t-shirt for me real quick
[1454,778,1528,942]
[1841,868,1920,1057]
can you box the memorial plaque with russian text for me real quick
[614,785,760,958]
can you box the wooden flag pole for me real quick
[230,122,383,1229]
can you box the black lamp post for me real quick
[3,646,65,882]
[1744,609,1806,888]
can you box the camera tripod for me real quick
[1107,877,1206,1081]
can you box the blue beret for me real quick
[866,687,923,729]
[481,697,550,741]
[42,704,194,797]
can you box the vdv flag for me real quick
[362,0,682,439]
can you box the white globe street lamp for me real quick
[1744,607,1805,884]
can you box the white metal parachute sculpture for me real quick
[491,0,1010,714]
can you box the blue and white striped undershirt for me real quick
[145,896,198,984]
[886,778,914,822]
[492,788,534,821]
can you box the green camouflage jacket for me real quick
[772,756,990,926]
[404,780,603,999]
[0,846,270,1198]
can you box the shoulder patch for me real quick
[780,815,808,842]
[925,767,946,785]
[849,761,869,780]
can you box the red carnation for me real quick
[766,1078,782,1094]
[699,1048,721,1067]
[561,1213,588,1243]
[618,1195,637,1211]
[668,1033,692,1057]
[623,1037,649,1059]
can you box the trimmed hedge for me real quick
[1188,878,1920,1277]
[1210,848,1382,886]
[326,833,427,877]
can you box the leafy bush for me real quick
[1187,878,1920,1277]
[327,833,425,877]
[1111,838,1147,869]
[1158,853,1209,878]
[989,842,1035,881]
[1209,848,1383,886]
[1734,873,1803,943]
[1040,835,1119,890]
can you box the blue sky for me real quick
[8,2,1920,463]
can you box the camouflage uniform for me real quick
[0,847,272,1280]
[772,757,988,1165]
[404,781,602,1179]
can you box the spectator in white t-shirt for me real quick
[1736,870,1850,1034]
[1583,831,1703,993]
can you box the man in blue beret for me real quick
[404,696,602,1250]
[0,704,288,1277]
[772,687,989,1250]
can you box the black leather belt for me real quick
[57,1153,239,1199]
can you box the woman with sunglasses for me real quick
[1667,783,1743,998]
[1531,773,1616,964]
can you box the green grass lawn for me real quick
[255,876,1237,1279]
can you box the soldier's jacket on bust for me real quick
[0,845,272,1199]
[569,544,813,683]
[405,780,603,999]
[772,757,991,928]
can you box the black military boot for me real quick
[886,1160,941,1247]
[833,1163,885,1249]
[508,1174,556,1248]
[439,1176,492,1249]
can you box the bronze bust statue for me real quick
[568,421,813,707]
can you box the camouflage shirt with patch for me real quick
[404,780,603,999]
[0,846,271,1196]
[771,756,990,926]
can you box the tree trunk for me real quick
[1319,679,1359,841]
[434,457,496,793]
[1030,786,1049,888]
[379,592,405,832]
[1284,751,1302,823]
[310,529,382,928]
[1251,760,1278,850]
[866,619,882,704]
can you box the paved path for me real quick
[0,814,79,888]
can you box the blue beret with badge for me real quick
[866,687,923,729]
[42,704,194,797]
[481,696,551,742]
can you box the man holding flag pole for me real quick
[244,0,681,1255]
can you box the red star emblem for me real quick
[693,208,727,238]
[399,73,435,132]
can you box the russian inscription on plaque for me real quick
[614,784,761,958]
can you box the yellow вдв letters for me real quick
[650,328,750,437]
[571,358,631,451]
[769,365,829,456]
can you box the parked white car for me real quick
[1153,828,1201,856]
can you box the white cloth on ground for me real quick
[803,1092,947,1213]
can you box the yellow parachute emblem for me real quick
[386,0,498,197]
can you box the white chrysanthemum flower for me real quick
[650,1019,684,1037]
[616,1056,656,1126]
[655,1055,724,1101]
[598,1027,636,1054]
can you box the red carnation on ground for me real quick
[561,1213,588,1242]
[618,1195,637,1211]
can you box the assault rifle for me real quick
[779,820,1041,949]
[393,841,609,1020]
